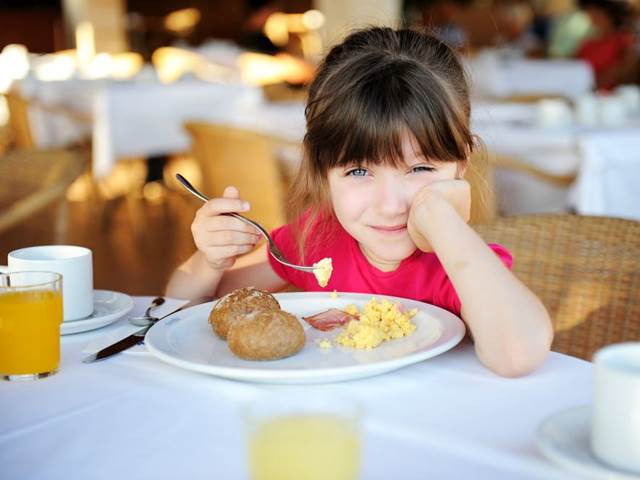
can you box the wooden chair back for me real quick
[185,122,290,232]
[4,91,35,149]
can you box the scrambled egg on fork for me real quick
[336,298,417,349]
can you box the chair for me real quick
[475,214,640,360]
[0,149,86,241]
[492,154,577,188]
[4,91,35,149]
[184,122,294,232]
[489,153,578,216]
[4,90,93,151]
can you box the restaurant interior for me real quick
[1,1,640,478]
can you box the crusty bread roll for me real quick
[208,287,280,340]
[227,309,305,361]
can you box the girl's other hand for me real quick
[190,186,262,271]
[407,180,471,252]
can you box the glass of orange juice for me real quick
[246,393,362,480]
[0,271,63,381]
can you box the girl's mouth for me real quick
[370,224,407,234]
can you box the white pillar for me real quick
[62,0,128,53]
[313,0,402,50]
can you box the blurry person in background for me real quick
[239,0,286,55]
[543,0,594,58]
[420,0,472,50]
[493,0,543,55]
[576,0,638,89]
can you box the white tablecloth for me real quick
[473,102,640,219]
[17,72,306,178]
[466,51,594,100]
[573,131,640,220]
[1,296,592,480]
[17,70,637,220]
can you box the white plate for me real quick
[536,406,640,480]
[61,290,134,335]
[145,292,466,384]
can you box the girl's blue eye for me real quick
[346,168,368,177]
[411,165,435,173]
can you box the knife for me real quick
[82,299,207,363]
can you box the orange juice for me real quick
[0,290,63,375]
[249,414,360,480]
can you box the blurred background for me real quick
[1,0,639,295]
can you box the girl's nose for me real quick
[374,177,409,216]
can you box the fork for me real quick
[175,174,316,273]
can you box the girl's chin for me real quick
[359,244,416,268]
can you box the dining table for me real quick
[15,66,306,179]
[473,102,640,220]
[1,296,594,480]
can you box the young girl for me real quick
[166,27,553,377]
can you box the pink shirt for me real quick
[268,219,512,316]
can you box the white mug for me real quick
[8,245,94,321]
[598,95,627,127]
[591,342,640,473]
[615,85,640,116]
[575,94,599,127]
[536,99,573,129]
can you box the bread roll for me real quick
[208,287,280,339]
[227,310,305,361]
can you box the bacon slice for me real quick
[303,308,358,331]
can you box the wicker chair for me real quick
[184,122,295,232]
[0,149,86,240]
[475,214,640,361]
[4,91,35,149]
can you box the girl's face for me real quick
[327,133,462,272]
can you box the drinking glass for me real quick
[246,393,362,480]
[0,271,63,381]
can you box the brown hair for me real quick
[288,26,478,261]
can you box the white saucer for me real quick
[61,290,134,335]
[536,406,640,480]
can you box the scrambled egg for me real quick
[336,298,417,349]
[315,338,332,350]
[330,290,338,299]
[312,257,333,288]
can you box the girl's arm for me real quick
[165,186,287,300]
[165,250,224,300]
[166,244,287,299]
[410,181,553,377]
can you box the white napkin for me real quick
[82,297,190,356]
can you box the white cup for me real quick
[536,99,573,129]
[615,85,640,116]
[598,95,627,127]
[591,342,640,474]
[8,245,94,321]
[575,93,599,127]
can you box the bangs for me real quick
[304,56,473,174]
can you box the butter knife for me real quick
[82,300,203,363]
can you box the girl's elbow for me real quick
[484,313,554,378]
[489,350,549,378]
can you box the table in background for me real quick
[17,64,637,221]
[466,50,594,100]
[1,296,592,480]
[16,70,306,179]
[473,102,640,220]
